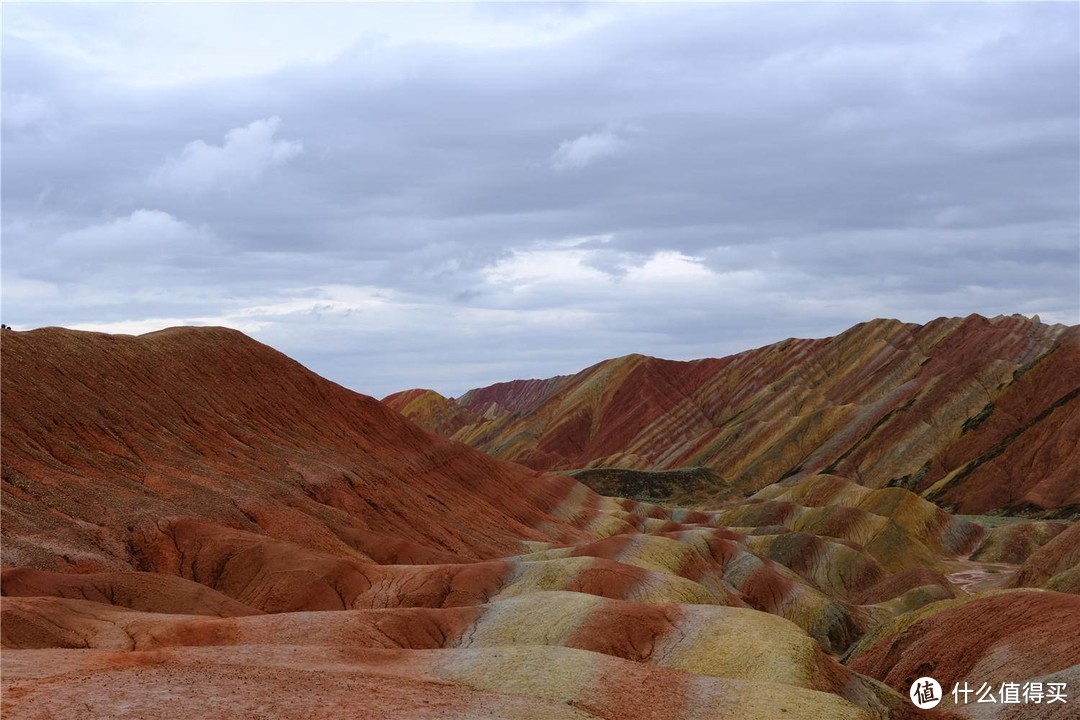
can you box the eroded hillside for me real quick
[3,326,1078,719]
[386,314,1079,516]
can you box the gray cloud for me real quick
[2,2,1077,398]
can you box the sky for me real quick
[3,2,1078,399]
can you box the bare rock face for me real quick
[845,591,1080,717]
[2,324,1072,720]
[1,326,590,574]
[385,315,1079,516]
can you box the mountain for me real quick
[1,327,591,573]
[3,325,1078,719]
[382,387,481,436]
[385,314,1080,516]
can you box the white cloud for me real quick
[551,126,627,171]
[480,244,740,297]
[55,209,212,257]
[152,117,302,192]
[483,243,730,288]
[622,251,716,285]
[482,248,612,289]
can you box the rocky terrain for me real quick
[3,323,1078,719]
[385,314,1079,517]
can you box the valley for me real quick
[2,319,1078,719]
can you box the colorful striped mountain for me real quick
[385,314,1079,516]
[3,324,1078,719]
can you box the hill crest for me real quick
[383,313,1079,515]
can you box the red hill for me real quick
[4,323,1076,720]
[0,326,588,574]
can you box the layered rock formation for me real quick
[845,590,1080,719]
[1,327,590,574]
[386,314,1079,516]
[3,325,1077,719]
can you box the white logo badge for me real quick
[910,677,942,709]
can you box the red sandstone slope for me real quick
[0,327,590,574]
[385,315,1079,515]
[456,375,570,417]
[844,590,1080,719]
[4,325,1071,720]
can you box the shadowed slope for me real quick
[1011,522,1080,593]
[0,567,263,617]
[970,521,1070,564]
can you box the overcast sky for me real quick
[3,2,1078,398]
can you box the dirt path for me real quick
[943,560,1018,594]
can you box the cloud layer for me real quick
[2,3,1077,397]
